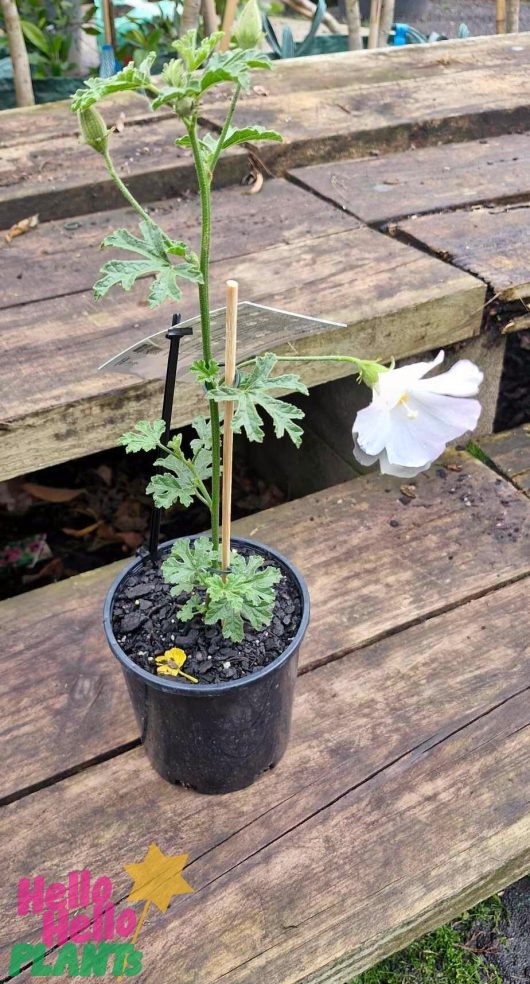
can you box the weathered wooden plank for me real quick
[0,224,485,481]
[4,36,530,226]
[289,132,530,226]
[205,63,530,173]
[0,179,360,307]
[0,91,154,149]
[0,118,246,228]
[397,203,530,301]
[2,576,530,978]
[478,424,530,495]
[1,453,529,801]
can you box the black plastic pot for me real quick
[103,536,310,794]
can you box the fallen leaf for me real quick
[252,85,269,96]
[62,521,102,538]
[243,170,264,195]
[22,482,84,503]
[446,462,463,472]
[22,557,63,585]
[114,112,126,133]
[4,214,39,244]
[400,484,417,499]
[96,464,113,486]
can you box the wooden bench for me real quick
[2,449,530,982]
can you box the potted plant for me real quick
[72,2,484,794]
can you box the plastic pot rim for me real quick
[103,534,310,698]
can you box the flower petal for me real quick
[408,391,482,435]
[412,359,483,398]
[352,403,391,456]
[352,442,380,467]
[378,449,433,478]
[374,351,445,408]
[385,404,446,468]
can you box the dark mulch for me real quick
[489,877,530,983]
[111,542,303,685]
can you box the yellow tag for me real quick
[155,648,198,683]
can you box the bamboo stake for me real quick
[343,0,363,49]
[220,0,239,51]
[368,0,383,48]
[221,281,238,577]
[378,0,395,45]
[0,0,34,107]
[496,0,506,32]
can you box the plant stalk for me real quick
[187,118,221,555]
[103,149,155,225]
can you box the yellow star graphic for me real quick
[124,842,193,914]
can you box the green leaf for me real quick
[120,419,165,452]
[71,53,156,111]
[221,125,282,150]
[210,353,308,447]
[147,471,194,509]
[203,553,281,642]
[162,536,218,596]
[190,416,212,455]
[94,259,159,299]
[20,20,49,54]
[95,221,200,306]
[199,48,272,95]
[190,359,221,385]
[172,29,224,72]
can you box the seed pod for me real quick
[78,107,109,155]
[232,0,263,50]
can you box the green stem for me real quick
[186,118,221,556]
[102,149,154,225]
[238,354,385,369]
[209,84,241,175]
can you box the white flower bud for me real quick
[232,0,263,50]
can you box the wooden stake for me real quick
[496,0,506,32]
[368,0,383,48]
[0,0,34,107]
[221,281,238,577]
[220,0,238,51]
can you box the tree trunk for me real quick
[201,0,219,35]
[379,0,394,45]
[344,0,363,50]
[506,0,520,31]
[180,0,202,35]
[0,0,34,107]
[368,0,382,47]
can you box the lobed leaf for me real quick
[120,419,165,453]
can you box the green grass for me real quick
[350,896,505,984]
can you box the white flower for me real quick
[352,351,483,478]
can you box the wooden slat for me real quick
[478,425,530,494]
[0,118,246,228]
[2,576,530,979]
[205,63,530,174]
[0,222,485,481]
[288,132,530,225]
[396,203,530,301]
[1,452,529,801]
[4,35,530,227]
[0,179,359,308]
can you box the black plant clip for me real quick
[146,313,193,563]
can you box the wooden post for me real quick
[0,0,34,107]
[378,0,395,45]
[221,281,238,576]
[496,0,506,32]
[506,0,520,31]
[220,0,239,51]
[181,0,202,34]
[344,0,363,50]
[201,0,219,35]
[368,0,383,48]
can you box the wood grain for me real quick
[0,223,485,481]
[397,203,530,301]
[289,132,530,225]
[1,453,529,801]
[0,179,359,308]
[2,575,530,979]
[478,424,530,494]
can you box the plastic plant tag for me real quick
[98,302,346,381]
